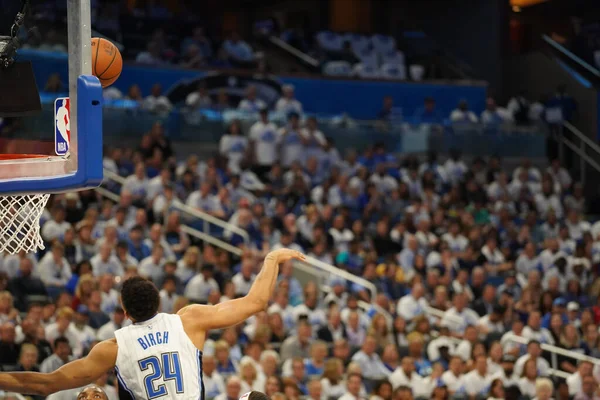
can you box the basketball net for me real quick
[0,193,50,254]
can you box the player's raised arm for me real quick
[0,339,117,396]
[179,248,305,331]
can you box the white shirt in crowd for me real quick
[219,134,249,174]
[142,95,173,113]
[90,254,124,277]
[521,326,555,345]
[441,307,480,334]
[185,91,212,109]
[35,253,72,287]
[238,98,266,112]
[249,120,279,166]
[122,174,149,198]
[184,274,219,303]
[461,370,492,397]
[388,368,424,391]
[41,220,72,242]
[232,273,256,296]
[450,109,478,123]
[441,370,464,392]
[138,256,166,283]
[275,97,303,115]
[513,355,550,377]
[396,295,429,321]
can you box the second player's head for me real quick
[120,276,160,322]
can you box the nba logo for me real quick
[54,97,71,156]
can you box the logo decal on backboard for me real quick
[54,97,71,156]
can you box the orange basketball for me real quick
[91,37,122,88]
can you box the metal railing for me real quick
[100,169,377,298]
[424,308,583,380]
[103,169,250,245]
[503,333,600,366]
[560,121,600,185]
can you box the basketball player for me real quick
[77,385,109,400]
[0,248,305,398]
[240,391,269,400]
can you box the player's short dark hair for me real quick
[121,276,160,322]
[248,392,269,400]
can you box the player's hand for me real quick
[266,248,306,263]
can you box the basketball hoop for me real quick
[0,154,51,254]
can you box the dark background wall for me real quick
[378,0,508,97]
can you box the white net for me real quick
[0,194,50,254]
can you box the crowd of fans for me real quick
[0,98,599,400]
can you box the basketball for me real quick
[91,37,122,88]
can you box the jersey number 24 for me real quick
[139,352,184,399]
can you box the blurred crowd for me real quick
[0,101,599,400]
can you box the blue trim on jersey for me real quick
[115,365,136,398]
[196,349,205,400]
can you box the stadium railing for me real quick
[425,306,600,379]
[560,121,600,186]
[15,102,548,158]
[103,169,250,245]
[99,170,378,299]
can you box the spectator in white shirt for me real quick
[238,85,266,112]
[300,116,327,161]
[138,245,166,284]
[219,120,249,174]
[232,257,256,296]
[215,376,242,400]
[518,358,539,398]
[515,242,540,283]
[249,108,278,178]
[142,83,173,114]
[185,83,212,109]
[122,162,149,203]
[522,311,554,345]
[223,32,255,64]
[329,215,354,253]
[441,356,464,393]
[568,361,594,396]
[275,85,303,115]
[480,97,512,126]
[90,242,123,277]
[41,205,71,243]
[547,158,572,190]
[441,292,480,335]
[96,306,126,341]
[278,112,305,168]
[389,356,424,390]
[35,243,72,292]
[462,355,492,397]
[158,274,179,314]
[396,283,429,321]
[184,264,219,303]
[350,335,390,381]
[441,221,469,254]
[146,167,171,204]
[186,182,225,218]
[535,377,555,400]
[450,100,478,123]
[338,372,364,400]
[513,340,550,377]
[535,178,564,219]
[203,354,226,399]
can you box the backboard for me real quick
[0,0,103,195]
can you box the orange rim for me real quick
[0,154,50,160]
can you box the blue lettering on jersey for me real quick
[138,331,169,350]
[261,130,276,142]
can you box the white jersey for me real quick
[114,313,204,400]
